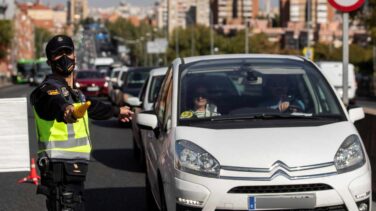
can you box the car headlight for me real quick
[334,135,365,173]
[175,140,220,177]
[75,82,80,88]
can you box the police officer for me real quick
[30,35,133,211]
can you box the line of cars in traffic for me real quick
[26,53,371,211]
[121,55,370,211]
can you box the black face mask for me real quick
[51,55,75,77]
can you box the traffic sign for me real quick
[328,0,365,12]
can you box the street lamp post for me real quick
[210,7,214,55]
[186,14,195,56]
[175,27,179,58]
[307,0,311,49]
[245,20,249,54]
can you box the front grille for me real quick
[215,204,347,211]
[228,184,333,194]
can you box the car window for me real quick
[178,59,345,123]
[125,71,149,89]
[148,75,165,103]
[163,79,173,130]
[120,71,127,81]
[112,71,120,79]
[139,77,149,103]
[76,71,103,79]
[155,66,173,124]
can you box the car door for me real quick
[145,66,173,204]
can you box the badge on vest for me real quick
[47,89,60,96]
[61,87,70,97]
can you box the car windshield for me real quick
[148,75,164,103]
[17,63,33,74]
[178,58,344,122]
[76,71,103,79]
[126,71,149,89]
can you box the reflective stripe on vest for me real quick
[33,103,91,160]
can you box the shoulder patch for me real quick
[61,87,70,97]
[47,89,60,96]
[180,111,193,119]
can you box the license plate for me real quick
[248,194,316,210]
[87,86,99,91]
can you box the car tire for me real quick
[145,173,159,211]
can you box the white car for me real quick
[109,66,127,103]
[316,61,357,103]
[128,67,168,167]
[137,54,371,211]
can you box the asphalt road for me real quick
[0,84,146,211]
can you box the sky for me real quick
[21,0,278,9]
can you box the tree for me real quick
[106,18,157,66]
[361,0,376,42]
[35,27,52,58]
[0,20,13,59]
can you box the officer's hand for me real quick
[118,106,134,122]
[64,105,77,123]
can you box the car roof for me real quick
[112,66,128,72]
[150,67,168,76]
[179,54,304,65]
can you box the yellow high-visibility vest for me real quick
[33,103,91,160]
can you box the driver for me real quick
[262,76,305,112]
[181,85,220,119]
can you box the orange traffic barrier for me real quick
[18,158,40,186]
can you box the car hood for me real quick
[175,121,359,168]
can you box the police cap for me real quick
[45,35,74,60]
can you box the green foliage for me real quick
[167,26,280,61]
[35,27,52,58]
[364,0,376,43]
[106,18,158,66]
[0,20,13,59]
[314,43,374,74]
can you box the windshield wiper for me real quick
[211,113,340,121]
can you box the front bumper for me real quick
[172,164,371,211]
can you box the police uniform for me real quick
[30,74,120,211]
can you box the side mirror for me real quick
[348,106,365,123]
[127,97,142,107]
[137,113,158,130]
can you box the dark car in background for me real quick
[75,70,109,97]
[115,67,154,107]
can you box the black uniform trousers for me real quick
[37,159,88,211]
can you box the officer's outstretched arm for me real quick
[31,85,71,122]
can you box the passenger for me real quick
[262,77,305,112]
[181,85,220,118]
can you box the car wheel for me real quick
[145,173,159,211]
